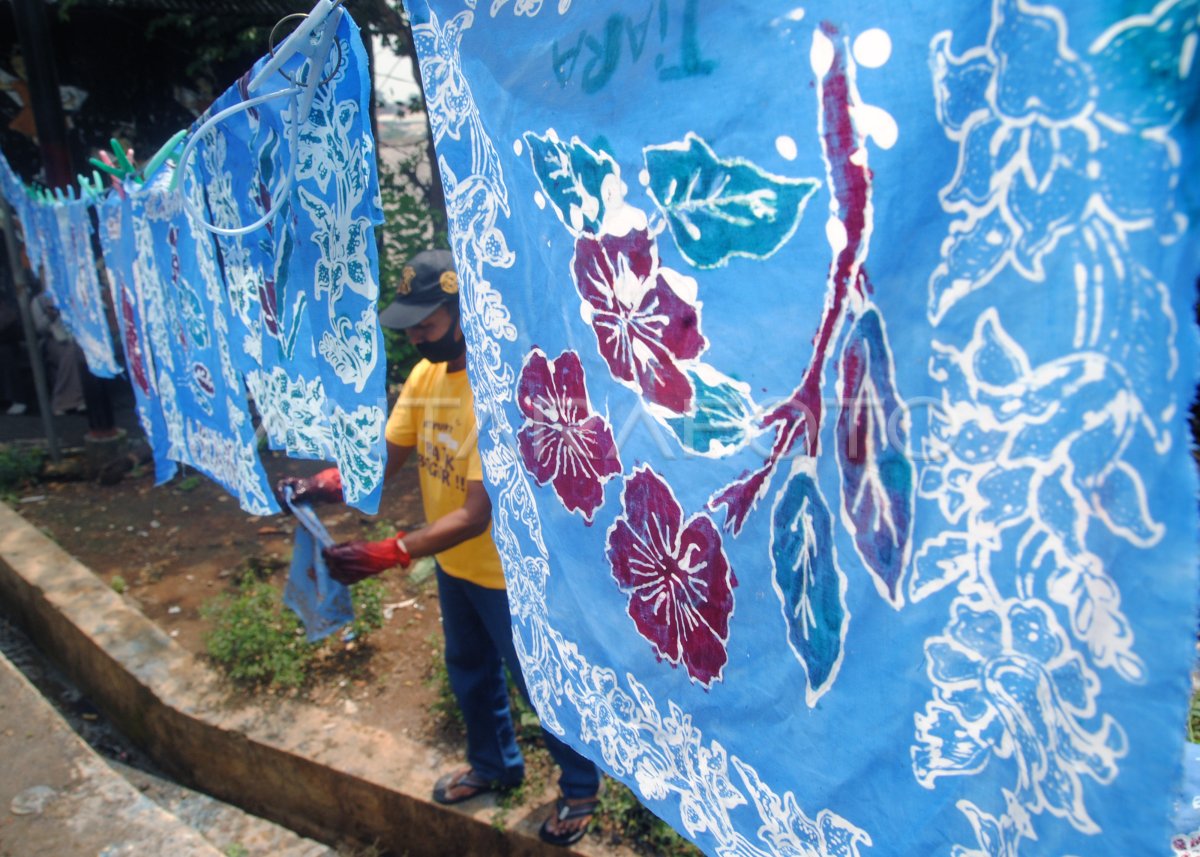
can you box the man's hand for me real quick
[275,467,343,511]
[323,534,411,585]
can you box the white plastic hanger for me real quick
[172,0,345,236]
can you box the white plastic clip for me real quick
[248,0,337,94]
[171,0,345,236]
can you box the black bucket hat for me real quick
[378,249,459,330]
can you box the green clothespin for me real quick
[76,171,104,199]
[141,129,187,184]
[89,157,124,180]
[90,151,128,198]
[109,138,139,182]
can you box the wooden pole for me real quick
[10,0,73,188]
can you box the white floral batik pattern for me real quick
[915,1,1190,853]
[927,0,1186,423]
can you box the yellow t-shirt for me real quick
[384,359,505,589]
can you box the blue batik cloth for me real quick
[0,151,120,378]
[85,9,385,516]
[0,149,22,209]
[405,1,1200,855]
[101,170,277,515]
[282,487,353,642]
[95,190,177,484]
[0,151,42,268]
[184,9,388,515]
[42,197,120,378]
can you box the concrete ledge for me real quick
[0,502,608,856]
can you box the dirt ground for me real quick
[13,451,467,753]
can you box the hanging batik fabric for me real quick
[0,150,23,213]
[95,191,176,484]
[0,151,42,268]
[404,1,1200,854]
[106,171,276,515]
[183,9,388,514]
[0,152,119,378]
[41,197,121,377]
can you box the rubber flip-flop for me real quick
[538,794,600,847]
[432,767,501,805]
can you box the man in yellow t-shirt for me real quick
[283,250,600,847]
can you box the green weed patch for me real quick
[202,571,386,688]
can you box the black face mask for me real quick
[414,322,466,363]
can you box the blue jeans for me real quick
[436,565,600,799]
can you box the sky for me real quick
[372,36,421,110]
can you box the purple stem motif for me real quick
[572,229,706,415]
[607,467,736,687]
[255,169,281,338]
[167,225,187,348]
[236,72,260,122]
[120,287,150,396]
[516,347,621,523]
[710,24,870,534]
[259,276,280,338]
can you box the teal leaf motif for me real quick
[836,307,915,608]
[664,365,756,457]
[522,130,617,236]
[643,133,819,269]
[771,462,847,706]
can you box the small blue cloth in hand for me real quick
[282,488,354,642]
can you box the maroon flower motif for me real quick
[572,229,706,414]
[606,467,735,687]
[517,348,621,523]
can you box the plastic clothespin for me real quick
[109,139,139,182]
[90,151,127,199]
[89,139,140,185]
[89,158,123,179]
[76,171,104,200]
[248,0,335,94]
[140,129,188,184]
